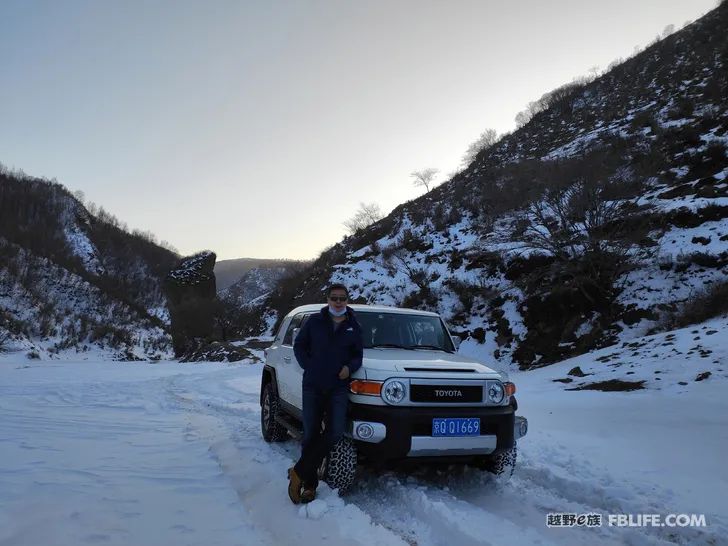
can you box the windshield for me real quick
[356,311,455,352]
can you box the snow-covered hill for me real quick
[0,169,178,360]
[215,258,302,293]
[1,316,725,545]
[220,266,289,308]
[264,3,728,371]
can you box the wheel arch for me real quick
[261,365,279,406]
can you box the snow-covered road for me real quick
[1,324,727,546]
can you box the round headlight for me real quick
[382,380,407,404]
[488,382,505,404]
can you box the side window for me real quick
[299,314,311,331]
[274,319,288,343]
[282,313,304,346]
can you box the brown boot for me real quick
[300,485,316,504]
[287,467,302,504]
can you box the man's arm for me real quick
[346,326,364,375]
[293,319,312,370]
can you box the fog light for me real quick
[356,423,374,440]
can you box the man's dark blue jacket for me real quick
[293,306,364,389]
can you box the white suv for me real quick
[260,304,528,492]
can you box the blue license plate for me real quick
[432,418,480,437]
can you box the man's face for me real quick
[328,289,348,313]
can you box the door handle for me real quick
[283,356,291,362]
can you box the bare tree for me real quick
[515,180,642,306]
[410,168,439,192]
[461,128,499,167]
[72,189,85,204]
[515,80,586,128]
[520,180,627,259]
[343,202,384,235]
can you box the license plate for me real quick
[432,417,480,437]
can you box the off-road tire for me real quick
[261,382,288,442]
[318,437,357,493]
[476,445,517,480]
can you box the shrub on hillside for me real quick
[661,280,728,329]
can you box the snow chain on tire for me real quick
[261,382,288,442]
[486,445,517,480]
[319,437,357,493]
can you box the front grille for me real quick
[410,384,483,403]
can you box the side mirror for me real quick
[452,336,462,351]
[292,327,300,345]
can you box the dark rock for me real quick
[691,236,712,245]
[695,371,711,381]
[568,366,588,377]
[621,306,657,326]
[566,379,646,392]
[180,341,258,363]
[165,251,218,357]
[243,338,273,350]
[667,206,728,228]
[471,327,486,344]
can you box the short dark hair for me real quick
[327,283,349,297]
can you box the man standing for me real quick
[287,283,363,504]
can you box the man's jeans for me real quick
[293,385,349,488]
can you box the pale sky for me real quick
[0,0,717,260]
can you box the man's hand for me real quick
[338,365,350,380]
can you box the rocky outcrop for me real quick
[164,251,217,357]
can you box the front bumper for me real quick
[347,402,525,461]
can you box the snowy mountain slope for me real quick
[264,3,728,370]
[215,258,301,293]
[1,317,726,546]
[0,169,179,359]
[0,242,169,360]
[220,266,289,308]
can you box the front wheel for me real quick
[318,438,358,493]
[474,445,517,480]
[261,382,288,442]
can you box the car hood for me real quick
[361,348,503,377]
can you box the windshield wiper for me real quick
[408,344,451,352]
[369,343,410,349]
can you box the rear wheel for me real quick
[261,382,288,442]
[318,438,358,493]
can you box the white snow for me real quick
[64,220,104,275]
[2,315,727,545]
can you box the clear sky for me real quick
[0,0,717,260]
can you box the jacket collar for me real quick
[319,305,355,323]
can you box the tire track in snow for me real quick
[167,370,555,546]
[347,469,560,546]
[166,370,593,545]
[165,367,726,546]
[165,369,410,546]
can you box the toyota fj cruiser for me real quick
[260,304,528,492]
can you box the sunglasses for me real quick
[328,296,348,303]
